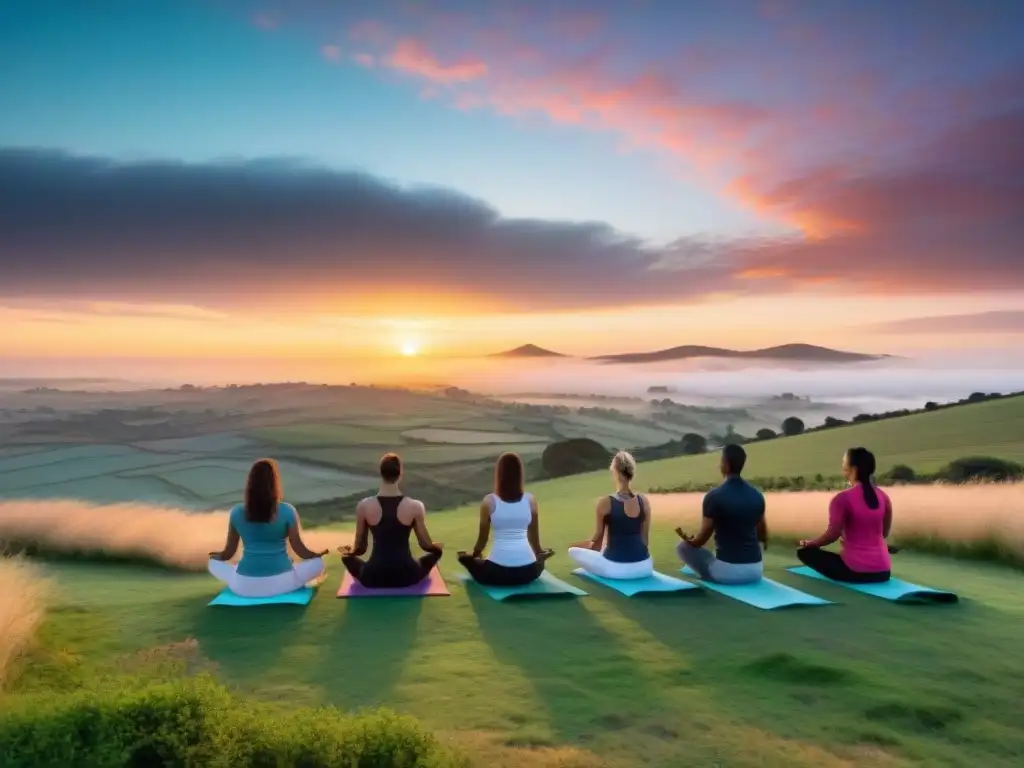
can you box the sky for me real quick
[2,0,1023,373]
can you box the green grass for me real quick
[559,395,1024,494]
[251,423,405,447]
[13,505,1024,767]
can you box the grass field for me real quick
[4,482,1024,766]
[624,395,1024,491]
[3,394,1024,766]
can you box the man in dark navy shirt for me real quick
[676,444,767,584]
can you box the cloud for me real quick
[3,103,1023,314]
[0,149,735,312]
[385,38,488,83]
[870,311,1024,335]
[320,44,342,63]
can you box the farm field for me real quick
[5,485,1023,768]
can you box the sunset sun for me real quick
[399,341,420,357]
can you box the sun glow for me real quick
[400,341,420,357]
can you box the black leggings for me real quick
[342,551,442,588]
[797,547,890,584]
[458,554,544,587]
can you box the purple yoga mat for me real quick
[336,567,450,598]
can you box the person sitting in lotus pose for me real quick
[458,452,554,587]
[338,453,443,588]
[797,447,892,583]
[675,444,767,584]
[567,451,654,580]
[208,458,328,597]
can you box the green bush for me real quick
[936,456,1024,483]
[0,676,464,768]
[541,438,611,478]
[884,464,917,482]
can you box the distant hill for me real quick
[591,343,887,364]
[490,344,568,358]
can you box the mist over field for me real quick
[5,352,1024,421]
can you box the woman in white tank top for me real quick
[458,452,554,586]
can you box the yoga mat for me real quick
[681,567,831,610]
[787,566,958,604]
[454,571,587,601]
[336,567,450,598]
[208,587,315,607]
[572,568,699,596]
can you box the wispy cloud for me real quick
[385,38,488,83]
[870,311,1024,335]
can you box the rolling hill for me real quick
[538,392,1024,498]
[590,343,887,364]
[489,344,567,358]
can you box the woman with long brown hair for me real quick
[457,452,553,586]
[208,458,328,597]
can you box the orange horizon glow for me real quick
[4,290,1024,364]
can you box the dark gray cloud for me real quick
[0,149,732,310]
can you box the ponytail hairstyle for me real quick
[846,447,878,509]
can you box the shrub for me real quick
[541,438,611,478]
[936,456,1024,483]
[681,433,707,455]
[885,464,917,482]
[781,416,805,436]
[755,428,777,440]
[0,676,464,768]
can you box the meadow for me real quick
[2,481,1024,766]
[3,388,1024,766]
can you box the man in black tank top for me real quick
[339,453,444,588]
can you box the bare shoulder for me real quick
[596,495,612,512]
[406,497,427,516]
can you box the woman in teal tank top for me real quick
[208,459,328,598]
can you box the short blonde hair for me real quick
[610,450,636,481]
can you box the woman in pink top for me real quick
[797,447,892,583]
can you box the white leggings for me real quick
[568,547,654,580]
[208,557,325,598]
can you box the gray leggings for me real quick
[677,542,763,584]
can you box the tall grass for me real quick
[652,483,1024,568]
[0,500,348,572]
[0,557,51,689]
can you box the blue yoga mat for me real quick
[787,566,958,604]
[208,587,315,607]
[453,571,587,601]
[680,567,831,610]
[572,568,699,596]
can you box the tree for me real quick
[781,416,805,436]
[924,401,938,411]
[756,428,777,440]
[681,433,707,455]
[886,464,916,482]
[541,438,611,478]
[823,416,847,428]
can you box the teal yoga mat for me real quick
[572,568,699,596]
[208,587,315,607]
[787,566,958,604]
[453,571,587,601]
[681,567,832,610]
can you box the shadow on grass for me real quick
[463,585,672,745]
[187,597,312,682]
[309,595,424,707]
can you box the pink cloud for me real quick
[321,44,342,63]
[385,38,488,84]
[352,53,376,68]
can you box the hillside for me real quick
[489,344,567,358]
[591,343,885,364]
[535,393,1024,498]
